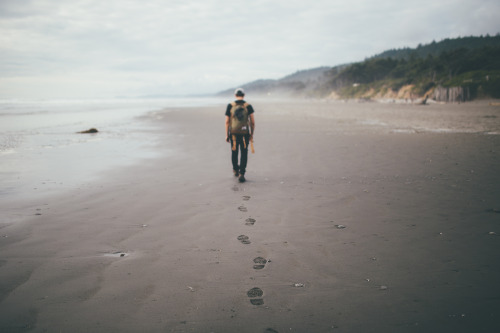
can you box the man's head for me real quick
[234,88,245,98]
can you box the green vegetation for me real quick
[327,35,500,100]
[371,35,500,60]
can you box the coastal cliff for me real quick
[329,84,475,103]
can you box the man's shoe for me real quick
[238,174,246,183]
[233,170,239,177]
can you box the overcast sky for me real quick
[1,0,499,99]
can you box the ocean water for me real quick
[0,97,225,201]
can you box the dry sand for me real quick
[1,100,500,332]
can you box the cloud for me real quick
[0,0,499,98]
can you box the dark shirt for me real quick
[225,100,255,117]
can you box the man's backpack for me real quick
[229,102,250,134]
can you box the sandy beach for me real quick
[1,100,500,332]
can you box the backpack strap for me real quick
[229,102,237,119]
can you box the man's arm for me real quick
[249,113,255,140]
[225,115,230,142]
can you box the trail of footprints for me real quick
[236,195,269,307]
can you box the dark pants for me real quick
[230,134,250,175]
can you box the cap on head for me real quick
[234,88,245,97]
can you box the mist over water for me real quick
[0,97,226,200]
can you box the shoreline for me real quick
[0,97,229,206]
[1,101,500,332]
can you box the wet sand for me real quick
[1,100,500,332]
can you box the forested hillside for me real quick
[219,35,500,102]
[327,35,500,101]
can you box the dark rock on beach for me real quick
[78,128,98,134]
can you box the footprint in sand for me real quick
[237,235,251,244]
[253,257,268,270]
[247,287,264,305]
[245,218,256,226]
[238,205,248,212]
[242,195,251,201]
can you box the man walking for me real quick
[225,88,255,183]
